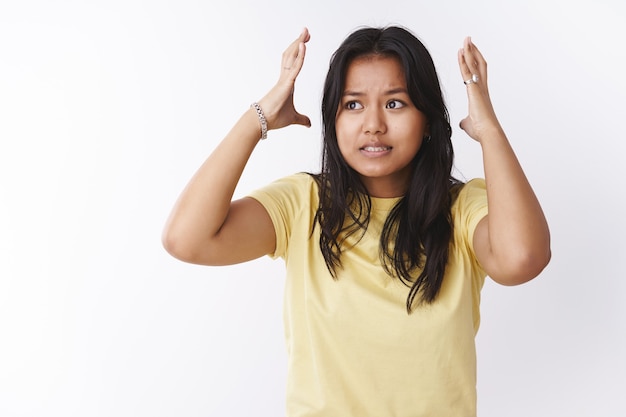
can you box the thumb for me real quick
[294,112,311,128]
[459,116,470,133]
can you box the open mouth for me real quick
[361,146,392,152]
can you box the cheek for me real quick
[336,136,350,160]
[334,134,356,167]
[335,120,352,150]
[405,119,428,140]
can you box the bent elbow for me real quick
[162,225,230,266]
[491,247,552,286]
[162,228,187,262]
[161,227,204,264]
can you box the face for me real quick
[335,54,428,198]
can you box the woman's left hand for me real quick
[459,37,552,285]
[458,37,503,142]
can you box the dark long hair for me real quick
[314,26,462,312]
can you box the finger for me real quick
[467,38,487,74]
[458,47,472,80]
[460,37,488,88]
[281,28,310,76]
[292,39,307,74]
[458,44,477,85]
[465,38,487,86]
[463,37,480,75]
[301,27,311,43]
[458,48,478,89]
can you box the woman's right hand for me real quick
[258,28,311,131]
[162,29,312,266]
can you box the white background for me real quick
[1,0,625,416]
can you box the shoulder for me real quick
[249,172,318,200]
[247,172,319,216]
[451,178,488,241]
[247,173,319,258]
[451,179,486,212]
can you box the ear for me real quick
[422,124,431,143]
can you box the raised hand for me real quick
[458,37,551,285]
[457,37,502,142]
[258,28,312,131]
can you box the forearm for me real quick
[457,38,551,282]
[162,29,310,263]
[479,127,551,281]
[162,108,262,256]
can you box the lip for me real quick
[359,144,392,157]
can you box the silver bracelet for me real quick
[251,102,268,140]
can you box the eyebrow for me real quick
[342,87,409,97]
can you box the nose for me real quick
[363,106,386,135]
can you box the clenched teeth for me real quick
[362,146,391,152]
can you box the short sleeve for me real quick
[247,173,316,259]
[452,178,489,266]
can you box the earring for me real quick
[424,135,431,143]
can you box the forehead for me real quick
[344,54,406,89]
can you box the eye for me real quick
[386,100,405,109]
[345,101,363,110]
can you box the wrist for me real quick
[250,102,268,140]
[476,123,506,145]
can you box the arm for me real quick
[162,28,312,266]
[458,37,551,285]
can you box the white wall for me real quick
[1,0,624,416]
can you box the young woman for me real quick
[163,26,551,417]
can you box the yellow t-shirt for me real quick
[249,173,489,417]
